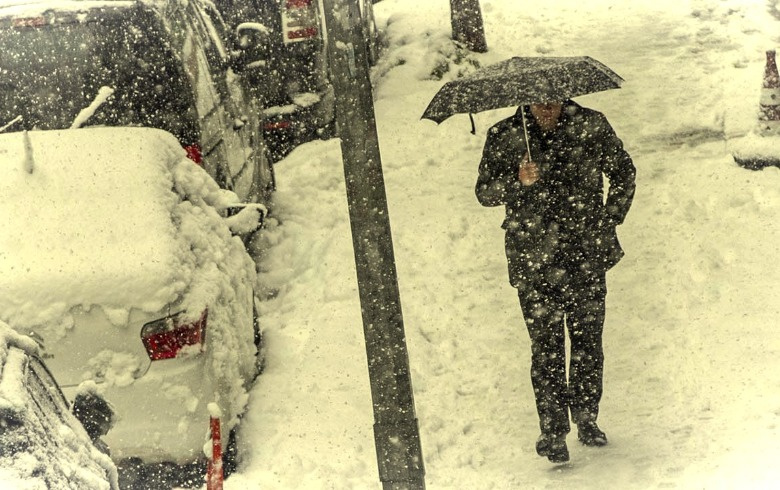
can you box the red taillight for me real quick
[141,310,208,361]
[283,0,318,43]
[184,144,203,166]
[13,17,46,28]
[263,120,292,131]
[286,0,312,7]
[287,27,318,41]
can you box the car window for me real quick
[187,4,235,104]
[181,24,221,118]
[0,7,200,146]
[198,4,230,66]
[25,357,69,426]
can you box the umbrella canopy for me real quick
[421,56,623,123]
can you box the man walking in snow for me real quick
[475,100,635,463]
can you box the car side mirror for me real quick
[225,203,267,236]
[232,23,272,73]
[72,391,115,442]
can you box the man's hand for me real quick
[519,153,540,186]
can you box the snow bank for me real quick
[729,130,780,168]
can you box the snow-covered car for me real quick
[0,321,119,490]
[0,0,275,207]
[0,127,263,481]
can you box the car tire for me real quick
[223,427,239,479]
[117,458,204,490]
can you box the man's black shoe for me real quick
[536,434,569,463]
[577,422,608,447]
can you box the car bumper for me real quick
[63,355,218,464]
[262,85,335,137]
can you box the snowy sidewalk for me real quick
[231,1,780,488]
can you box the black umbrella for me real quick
[421,56,623,158]
[422,56,623,123]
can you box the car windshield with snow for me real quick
[0,127,263,487]
[0,0,275,207]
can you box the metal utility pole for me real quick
[449,0,488,53]
[321,1,425,489]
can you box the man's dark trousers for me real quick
[517,271,607,437]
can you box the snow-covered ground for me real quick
[230,0,780,488]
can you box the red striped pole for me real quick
[206,417,223,490]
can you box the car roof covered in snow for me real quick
[0,127,200,328]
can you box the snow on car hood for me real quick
[0,128,215,333]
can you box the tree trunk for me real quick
[449,0,488,53]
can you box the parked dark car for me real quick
[0,321,119,490]
[0,0,275,206]
[214,0,334,162]
[215,0,378,162]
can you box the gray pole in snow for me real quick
[321,1,426,489]
[449,0,488,53]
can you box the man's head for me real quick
[530,102,563,131]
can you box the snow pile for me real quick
[172,172,259,430]
[728,129,780,168]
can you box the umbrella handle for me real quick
[521,109,533,162]
[469,113,476,135]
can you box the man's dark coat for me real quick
[476,101,636,292]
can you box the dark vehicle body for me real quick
[0,0,274,205]
[216,0,335,161]
[0,323,118,490]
